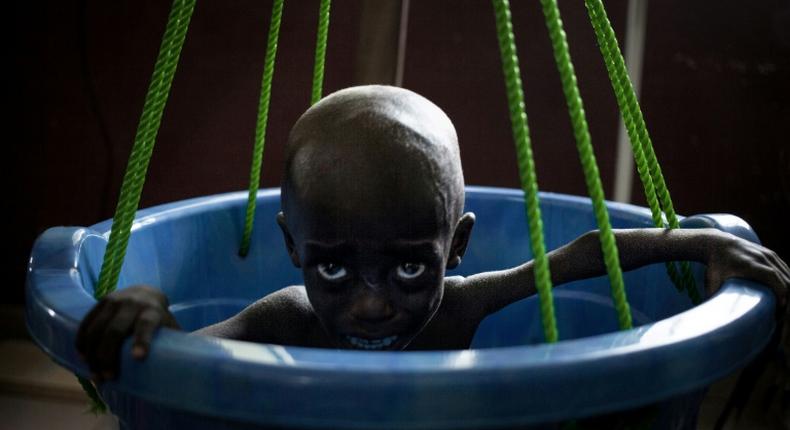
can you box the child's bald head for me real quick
[281,85,465,234]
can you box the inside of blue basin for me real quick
[77,186,707,346]
[26,187,777,429]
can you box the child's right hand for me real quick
[75,285,180,381]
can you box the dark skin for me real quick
[77,85,790,381]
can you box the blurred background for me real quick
[5,0,789,428]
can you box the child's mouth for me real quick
[345,335,398,350]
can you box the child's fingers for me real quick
[749,262,788,309]
[76,299,109,356]
[766,251,790,285]
[775,253,789,275]
[81,300,120,365]
[91,305,139,380]
[765,254,789,309]
[131,308,163,360]
[704,267,723,298]
[707,260,788,308]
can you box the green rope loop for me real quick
[239,0,284,257]
[311,0,331,105]
[538,0,632,329]
[584,0,699,304]
[492,0,558,343]
[87,0,196,412]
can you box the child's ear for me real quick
[447,212,475,269]
[276,212,301,268]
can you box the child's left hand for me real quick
[700,231,790,428]
[703,229,789,311]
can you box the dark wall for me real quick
[9,0,789,304]
[405,0,628,194]
[638,0,790,261]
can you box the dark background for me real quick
[8,0,790,305]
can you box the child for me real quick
[77,85,789,379]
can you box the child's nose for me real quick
[350,291,395,323]
[361,273,382,289]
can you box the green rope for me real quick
[239,0,284,257]
[583,0,681,291]
[584,0,700,304]
[492,0,558,343]
[95,0,195,301]
[88,0,196,412]
[311,0,331,105]
[77,375,107,414]
[538,0,632,329]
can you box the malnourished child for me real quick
[77,85,789,380]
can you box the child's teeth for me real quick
[346,335,398,349]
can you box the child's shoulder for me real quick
[262,285,311,308]
[438,275,487,319]
[438,273,504,321]
[442,275,467,293]
[245,285,314,323]
[204,285,321,344]
[408,276,484,349]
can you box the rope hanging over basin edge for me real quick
[74,0,731,420]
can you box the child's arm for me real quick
[75,285,304,380]
[76,285,180,381]
[461,228,789,316]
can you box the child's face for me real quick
[294,210,448,350]
[279,146,458,350]
[278,85,472,350]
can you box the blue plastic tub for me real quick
[26,187,775,429]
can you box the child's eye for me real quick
[396,262,425,279]
[317,263,348,281]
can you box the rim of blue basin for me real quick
[25,186,776,429]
